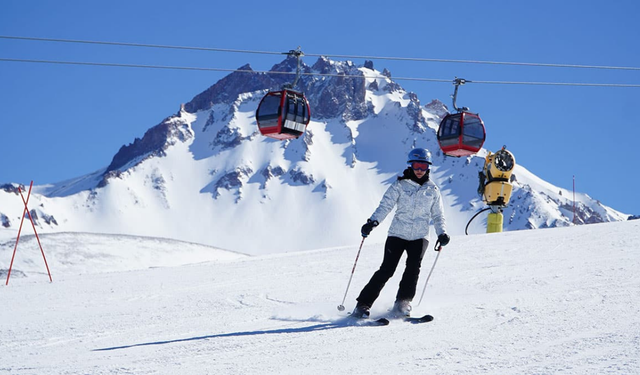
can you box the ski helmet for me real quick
[407,148,432,164]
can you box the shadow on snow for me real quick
[92,318,377,352]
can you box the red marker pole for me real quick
[19,183,52,282]
[6,183,32,285]
[5,181,52,285]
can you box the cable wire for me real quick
[2,57,640,87]
[0,35,282,56]
[2,35,640,72]
[309,52,640,72]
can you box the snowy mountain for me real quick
[0,57,630,254]
[1,220,639,374]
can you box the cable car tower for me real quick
[255,48,311,140]
[437,78,486,157]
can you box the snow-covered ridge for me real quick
[0,57,630,254]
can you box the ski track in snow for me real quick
[1,221,639,374]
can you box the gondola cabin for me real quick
[437,112,486,157]
[256,90,311,140]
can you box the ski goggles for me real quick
[410,161,430,171]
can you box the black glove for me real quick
[437,233,450,247]
[361,219,379,237]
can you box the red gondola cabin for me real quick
[256,90,311,140]
[437,112,486,157]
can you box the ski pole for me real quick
[337,236,366,311]
[416,240,442,307]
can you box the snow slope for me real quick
[0,232,246,277]
[2,220,639,374]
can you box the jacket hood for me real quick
[398,167,430,185]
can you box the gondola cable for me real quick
[2,35,640,72]
[1,58,640,88]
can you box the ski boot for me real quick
[351,303,371,319]
[392,300,412,318]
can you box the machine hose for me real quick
[465,207,492,235]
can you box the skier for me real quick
[352,147,450,318]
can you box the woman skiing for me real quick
[353,147,450,318]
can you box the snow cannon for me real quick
[478,147,516,233]
[481,147,515,207]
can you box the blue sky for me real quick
[1,0,639,215]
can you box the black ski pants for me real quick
[356,236,429,308]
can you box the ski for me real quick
[370,318,390,326]
[354,317,390,326]
[404,314,434,324]
[346,315,390,326]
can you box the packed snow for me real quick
[2,220,639,374]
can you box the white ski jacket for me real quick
[370,178,447,241]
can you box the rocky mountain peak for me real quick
[184,63,269,112]
[104,111,194,175]
[425,99,449,118]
